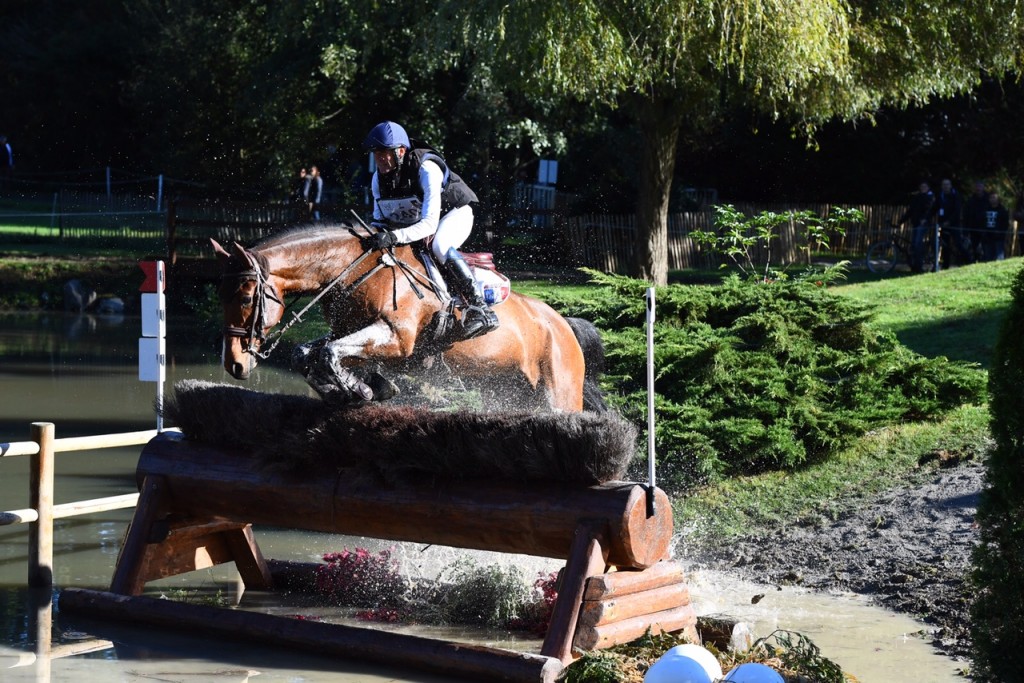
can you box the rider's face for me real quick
[374,147,405,175]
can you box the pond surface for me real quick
[0,311,964,682]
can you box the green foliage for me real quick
[420,559,534,629]
[547,270,985,490]
[691,205,863,282]
[971,263,1024,680]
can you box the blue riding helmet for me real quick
[363,121,410,151]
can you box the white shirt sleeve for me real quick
[392,160,443,244]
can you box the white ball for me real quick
[664,644,724,680]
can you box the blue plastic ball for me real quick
[644,653,713,683]
[723,662,785,683]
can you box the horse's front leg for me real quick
[309,321,409,404]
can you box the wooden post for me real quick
[540,520,608,663]
[110,475,167,595]
[28,422,55,588]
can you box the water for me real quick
[0,311,965,682]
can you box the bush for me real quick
[547,269,986,490]
[971,264,1024,680]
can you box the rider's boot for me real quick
[442,249,499,340]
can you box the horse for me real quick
[211,222,606,412]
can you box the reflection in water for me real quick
[0,312,966,683]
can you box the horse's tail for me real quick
[565,317,608,413]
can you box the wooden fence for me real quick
[158,198,1023,273]
[165,198,309,264]
[0,423,167,587]
[566,203,913,272]
[0,423,167,662]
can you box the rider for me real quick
[361,120,499,340]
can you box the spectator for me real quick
[293,167,308,204]
[304,165,323,221]
[1014,189,1024,256]
[897,180,934,272]
[981,191,1009,262]
[0,135,12,190]
[963,181,989,263]
[930,178,968,267]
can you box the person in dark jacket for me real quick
[962,181,989,263]
[930,178,968,266]
[897,181,935,272]
[360,120,497,339]
[980,191,1009,262]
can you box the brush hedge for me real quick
[548,269,986,490]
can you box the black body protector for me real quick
[376,147,498,340]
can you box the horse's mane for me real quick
[254,221,362,251]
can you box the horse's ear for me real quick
[210,238,231,264]
[231,242,248,259]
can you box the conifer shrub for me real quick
[548,269,985,490]
[971,264,1024,680]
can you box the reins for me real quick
[223,225,442,362]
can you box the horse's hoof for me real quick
[365,372,399,401]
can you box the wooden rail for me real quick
[0,423,172,588]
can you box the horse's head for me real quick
[211,239,286,380]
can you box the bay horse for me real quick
[211,223,605,412]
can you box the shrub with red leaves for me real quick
[314,547,407,609]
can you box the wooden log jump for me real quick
[59,414,698,682]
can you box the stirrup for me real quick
[460,305,499,340]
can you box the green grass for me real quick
[831,258,1020,368]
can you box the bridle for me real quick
[221,249,286,360]
[220,233,434,362]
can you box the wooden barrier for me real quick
[59,430,698,682]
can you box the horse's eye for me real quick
[241,295,254,306]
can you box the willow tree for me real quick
[437,1,1022,284]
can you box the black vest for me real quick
[376,147,478,218]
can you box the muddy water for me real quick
[0,312,964,682]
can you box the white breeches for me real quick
[431,204,474,263]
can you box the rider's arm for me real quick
[370,173,384,221]
[390,160,444,244]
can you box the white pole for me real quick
[156,174,164,211]
[49,193,58,229]
[645,287,657,514]
[156,261,165,433]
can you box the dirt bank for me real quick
[688,459,982,664]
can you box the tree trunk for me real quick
[630,96,682,286]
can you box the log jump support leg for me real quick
[109,475,271,597]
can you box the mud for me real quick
[688,460,983,664]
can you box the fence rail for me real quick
[0,424,169,588]
[566,203,1023,272]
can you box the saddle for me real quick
[415,247,512,306]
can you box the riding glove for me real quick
[361,229,397,251]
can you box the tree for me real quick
[440,1,1023,284]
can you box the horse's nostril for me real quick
[231,362,249,379]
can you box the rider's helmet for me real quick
[363,121,410,176]
[363,121,409,152]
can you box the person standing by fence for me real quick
[0,135,12,191]
[897,180,935,272]
[963,181,989,263]
[930,178,967,267]
[305,165,323,221]
[981,191,1010,262]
